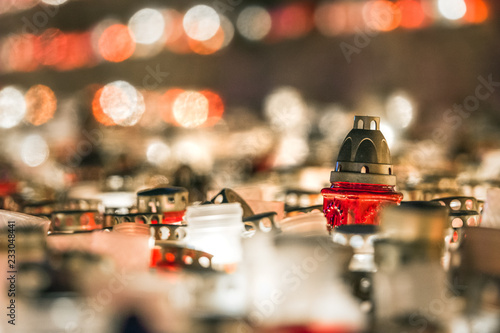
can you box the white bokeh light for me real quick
[147,141,171,166]
[183,5,220,41]
[0,86,26,129]
[128,8,165,44]
[264,87,308,132]
[21,134,49,167]
[173,91,209,128]
[100,81,145,126]
[274,135,310,168]
[438,0,467,20]
[236,6,272,41]
[386,91,414,129]
[42,0,68,5]
[173,139,213,173]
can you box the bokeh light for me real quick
[173,91,209,128]
[35,29,68,67]
[160,88,185,124]
[363,0,401,32]
[380,123,395,148]
[21,134,49,167]
[236,6,272,41]
[100,81,145,126]
[200,90,224,127]
[264,87,307,132]
[270,3,314,40]
[386,91,415,129]
[98,24,135,62]
[398,0,427,29]
[42,0,68,5]
[219,15,234,49]
[0,86,26,129]
[274,135,310,168]
[25,85,57,126]
[463,0,488,24]
[128,8,165,45]
[183,5,220,41]
[92,87,115,126]
[3,34,38,72]
[164,9,192,54]
[438,0,467,20]
[147,141,171,166]
[188,27,224,55]
[314,2,348,37]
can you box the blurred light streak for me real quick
[25,84,57,126]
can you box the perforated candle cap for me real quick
[331,115,396,185]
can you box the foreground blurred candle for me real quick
[321,116,402,231]
[185,203,243,270]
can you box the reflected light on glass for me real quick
[173,91,209,128]
[363,0,401,32]
[25,85,57,126]
[21,134,49,167]
[147,141,171,166]
[129,8,165,45]
[236,6,272,41]
[98,24,135,62]
[438,0,467,20]
[100,81,145,126]
[183,5,220,41]
[0,86,26,129]
[386,91,414,129]
[264,87,307,132]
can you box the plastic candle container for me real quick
[185,203,244,270]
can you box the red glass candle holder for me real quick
[322,116,402,231]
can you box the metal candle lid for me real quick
[331,116,396,185]
[379,201,448,243]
